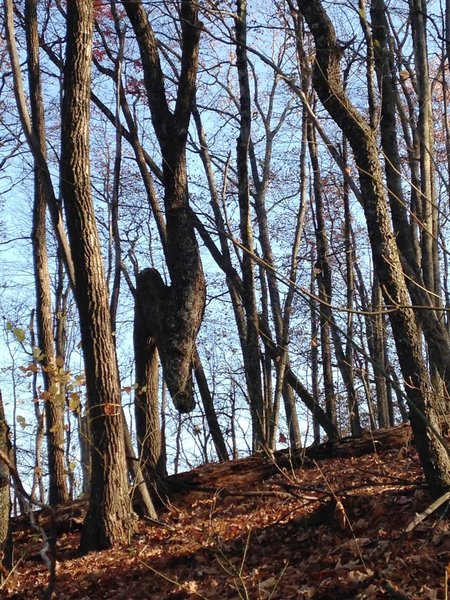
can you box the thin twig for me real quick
[405,491,450,532]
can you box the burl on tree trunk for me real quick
[124,0,206,413]
[136,266,205,413]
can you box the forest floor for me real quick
[1,428,449,599]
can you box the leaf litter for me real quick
[2,445,449,599]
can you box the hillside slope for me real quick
[2,431,448,599]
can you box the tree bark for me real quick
[307,118,337,429]
[370,0,450,391]
[296,0,450,494]
[4,0,75,288]
[134,298,166,483]
[25,0,68,506]
[60,0,130,552]
[123,0,206,413]
[0,393,12,579]
[235,0,265,448]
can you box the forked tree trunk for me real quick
[123,0,206,414]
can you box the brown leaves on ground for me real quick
[2,446,449,599]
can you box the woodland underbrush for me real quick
[2,439,449,599]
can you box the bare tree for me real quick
[296,0,450,494]
[60,0,130,551]
[25,0,68,506]
[123,0,206,415]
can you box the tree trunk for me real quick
[342,138,362,435]
[191,191,337,440]
[371,278,390,428]
[123,0,206,414]
[4,0,75,288]
[369,0,450,390]
[0,393,12,579]
[408,0,446,402]
[235,0,265,448]
[60,0,130,552]
[193,352,230,462]
[296,0,450,494]
[134,298,166,483]
[258,315,338,439]
[25,0,68,506]
[307,118,337,429]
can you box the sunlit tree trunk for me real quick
[134,292,165,483]
[4,0,75,288]
[29,312,45,503]
[297,0,450,494]
[0,393,12,579]
[371,278,390,428]
[25,0,68,506]
[60,0,130,552]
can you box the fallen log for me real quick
[168,423,413,493]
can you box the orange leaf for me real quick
[104,403,118,416]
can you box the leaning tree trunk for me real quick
[60,0,130,552]
[368,0,450,389]
[296,0,450,494]
[123,0,205,413]
[4,0,75,288]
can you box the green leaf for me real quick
[33,347,45,362]
[12,327,26,343]
[68,393,81,412]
